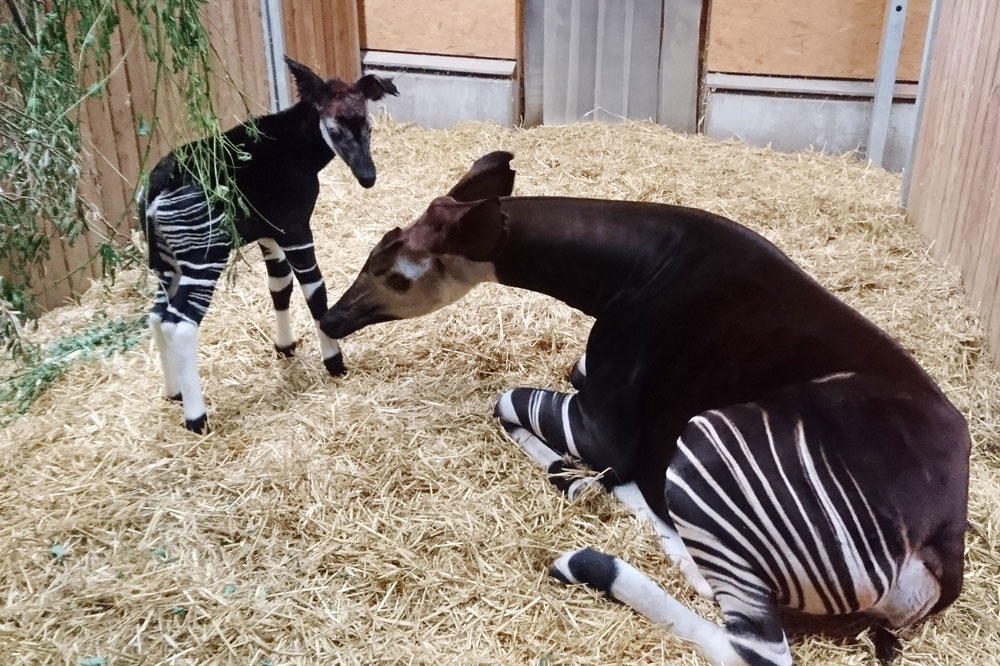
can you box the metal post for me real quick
[868,0,909,167]
[259,0,291,112]
[901,0,941,206]
[658,0,704,132]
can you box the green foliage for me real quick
[0,311,146,422]
[0,0,251,353]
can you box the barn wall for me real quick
[282,0,360,81]
[359,0,517,59]
[707,0,931,80]
[907,0,1000,366]
[27,3,270,311]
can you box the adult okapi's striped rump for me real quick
[320,152,970,665]
[139,56,397,432]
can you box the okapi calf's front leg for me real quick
[287,240,345,376]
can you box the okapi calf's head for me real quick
[321,151,514,339]
[285,56,398,188]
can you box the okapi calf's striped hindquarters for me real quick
[321,152,970,664]
[139,56,397,432]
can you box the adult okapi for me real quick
[320,151,969,665]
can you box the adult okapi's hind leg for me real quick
[494,386,713,599]
[551,547,792,666]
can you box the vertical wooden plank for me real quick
[907,0,1000,368]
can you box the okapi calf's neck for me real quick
[323,152,969,665]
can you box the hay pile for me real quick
[2,121,999,665]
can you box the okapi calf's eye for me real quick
[324,150,971,666]
[138,55,397,433]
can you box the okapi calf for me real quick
[320,152,970,665]
[138,57,397,432]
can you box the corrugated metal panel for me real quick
[542,0,665,124]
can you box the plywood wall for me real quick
[283,0,361,81]
[707,0,931,80]
[359,0,517,59]
[28,3,270,311]
[907,0,1000,365]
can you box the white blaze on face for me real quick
[394,255,432,281]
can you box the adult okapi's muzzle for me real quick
[320,277,399,340]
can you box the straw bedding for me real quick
[2,120,999,665]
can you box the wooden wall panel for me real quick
[707,0,931,80]
[283,0,360,81]
[360,0,517,59]
[25,1,270,311]
[908,0,1000,367]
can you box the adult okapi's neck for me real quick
[491,197,686,318]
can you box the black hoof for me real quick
[167,392,182,402]
[324,353,347,377]
[185,414,208,434]
[872,623,901,664]
[275,341,297,358]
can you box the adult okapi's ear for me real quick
[429,196,507,261]
[367,227,405,275]
[285,56,327,103]
[446,151,516,203]
[356,74,399,101]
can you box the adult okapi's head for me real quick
[285,56,398,188]
[321,151,516,339]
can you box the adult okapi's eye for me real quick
[385,272,411,292]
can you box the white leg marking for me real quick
[162,320,206,422]
[872,554,941,628]
[315,322,341,360]
[267,273,293,292]
[577,354,587,377]
[299,279,324,301]
[503,425,561,469]
[149,312,180,397]
[561,395,580,457]
[496,390,521,426]
[613,482,715,600]
[552,550,739,665]
[275,309,295,349]
[258,237,284,258]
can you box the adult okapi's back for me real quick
[322,152,969,665]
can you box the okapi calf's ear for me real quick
[426,196,507,262]
[284,56,327,104]
[356,74,400,101]
[446,151,516,203]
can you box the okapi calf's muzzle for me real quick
[324,150,970,666]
